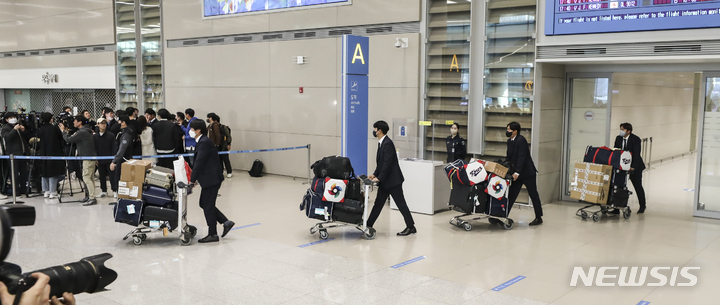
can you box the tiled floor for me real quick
[8,154,719,304]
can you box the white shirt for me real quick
[378,135,387,146]
[622,134,629,150]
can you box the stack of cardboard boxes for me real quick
[570,161,613,204]
[118,160,153,201]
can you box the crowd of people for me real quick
[0,107,234,206]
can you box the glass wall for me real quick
[697,77,720,214]
[481,0,536,157]
[423,0,471,161]
[115,0,164,111]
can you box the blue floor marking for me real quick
[391,256,426,269]
[298,238,335,248]
[637,301,650,305]
[492,276,526,291]
[229,223,261,231]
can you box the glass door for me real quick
[694,73,720,218]
[563,74,612,198]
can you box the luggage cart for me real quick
[575,169,632,222]
[122,182,198,246]
[309,178,378,240]
[448,183,515,231]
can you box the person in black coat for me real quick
[1,112,32,195]
[94,119,118,197]
[446,123,466,163]
[36,113,66,198]
[188,120,235,243]
[367,120,416,236]
[153,109,185,169]
[614,122,647,213]
[505,122,544,226]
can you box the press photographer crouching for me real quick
[0,205,117,305]
[1,113,32,196]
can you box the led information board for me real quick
[204,0,349,18]
[545,0,720,35]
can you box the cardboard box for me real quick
[118,181,142,200]
[482,161,509,178]
[120,160,152,185]
[570,162,613,204]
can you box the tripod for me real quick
[24,136,42,198]
[57,143,88,204]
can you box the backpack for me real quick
[220,124,232,146]
[249,159,264,177]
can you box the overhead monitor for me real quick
[204,0,350,18]
[545,0,720,35]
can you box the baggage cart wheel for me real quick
[463,222,472,231]
[580,211,588,220]
[188,225,197,237]
[132,236,142,246]
[592,214,601,222]
[319,230,329,240]
[139,234,147,241]
[364,227,376,240]
[503,219,514,230]
[623,209,631,219]
[180,233,192,246]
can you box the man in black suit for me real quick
[366,120,416,236]
[614,122,647,213]
[152,109,185,169]
[505,122,544,226]
[188,120,235,243]
[144,108,158,128]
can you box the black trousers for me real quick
[156,151,178,169]
[366,184,415,228]
[9,160,29,195]
[113,161,125,190]
[630,171,646,209]
[97,163,117,192]
[199,184,228,236]
[219,154,232,174]
[507,173,544,218]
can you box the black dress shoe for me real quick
[222,221,235,238]
[397,227,417,236]
[198,235,219,243]
[529,218,543,226]
[637,207,645,214]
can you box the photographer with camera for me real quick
[1,113,32,196]
[0,273,75,305]
[60,116,97,206]
[80,110,95,131]
[36,113,65,199]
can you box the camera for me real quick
[0,205,117,299]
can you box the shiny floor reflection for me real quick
[8,154,719,304]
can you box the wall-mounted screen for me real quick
[545,0,720,35]
[204,0,350,17]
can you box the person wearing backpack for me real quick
[215,114,233,178]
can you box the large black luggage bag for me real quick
[311,156,355,180]
[142,206,178,229]
[449,182,472,213]
[114,199,144,226]
[301,189,333,221]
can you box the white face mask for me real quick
[619,130,626,137]
[7,118,17,124]
[189,130,197,139]
[450,128,458,136]
[107,116,114,121]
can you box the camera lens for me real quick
[27,253,117,298]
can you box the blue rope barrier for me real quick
[0,145,309,161]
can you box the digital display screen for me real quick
[204,0,349,17]
[545,0,720,35]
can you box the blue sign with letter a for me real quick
[343,35,369,76]
[341,35,369,175]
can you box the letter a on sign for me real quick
[352,44,365,64]
[450,54,459,72]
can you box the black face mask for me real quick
[372,130,377,138]
[506,131,513,138]
[206,119,211,124]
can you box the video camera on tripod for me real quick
[0,205,117,300]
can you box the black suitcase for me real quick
[114,199,143,226]
[143,184,175,207]
[142,206,178,229]
[470,182,489,214]
[344,178,362,201]
[334,198,363,214]
[608,187,630,208]
[333,209,363,226]
[487,196,510,218]
[449,182,472,213]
